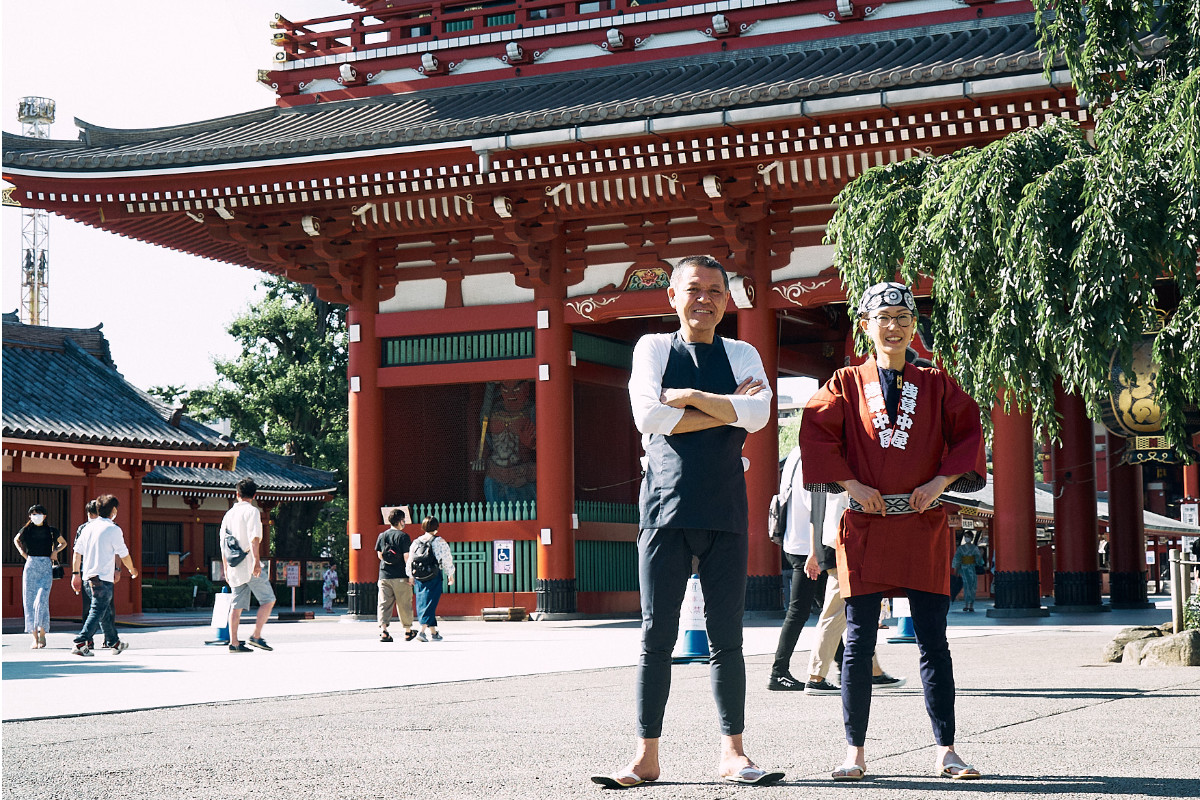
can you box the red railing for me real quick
[270,0,687,62]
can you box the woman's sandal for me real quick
[831,765,866,781]
[937,762,982,780]
[590,771,651,789]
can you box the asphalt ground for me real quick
[3,600,1198,800]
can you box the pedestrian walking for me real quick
[74,500,101,649]
[767,446,822,692]
[221,479,275,654]
[70,494,137,656]
[322,562,339,613]
[798,281,987,781]
[376,508,415,641]
[408,516,454,642]
[593,255,781,790]
[952,534,984,612]
[14,504,67,649]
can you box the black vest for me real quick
[638,333,749,534]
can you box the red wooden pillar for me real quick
[1183,451,1199,500]
[1106,433,1153,608]
[347,256,385,616]
[736,234,781,611]
[120,465,145,614]
[257,501,276,576]
[533,256,576,614]
[1050,385,1105,611]
[987,398,1048,617]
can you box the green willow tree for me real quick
[187,278,349,559]
[825,1,1199,453]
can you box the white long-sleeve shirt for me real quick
[779,447,813,556]
[628,333,773,452]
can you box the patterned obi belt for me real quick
[848,494,940,515]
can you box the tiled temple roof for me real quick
[3,16,1049,173]
[3,314,337,495]
[2,314,236,452]
[145,446,338,499]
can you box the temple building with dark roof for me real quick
[4,0,1193,618]
[3,312,338,619]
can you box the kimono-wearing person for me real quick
[952,535,984,612]
[799,281,987,782]
[322,565,339,613]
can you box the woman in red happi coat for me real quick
[799,282,987,782]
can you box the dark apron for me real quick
[638,333,748,534]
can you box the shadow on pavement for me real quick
[828,775,1200,796]
[4,659,183,680]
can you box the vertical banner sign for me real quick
[493,540,514,574]
[1181,503,1198,528]
[285,562,301,587]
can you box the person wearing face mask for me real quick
[799,282,987,782]
[14,504,67,649]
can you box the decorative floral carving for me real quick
[773,278,834,305]
[622,266,670,291]
[567,295,619,321]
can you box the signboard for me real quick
[211,560,224,583]
[1146,549,1156,566]
[1181,502,1198,528]
[168,553,180,576]
[306,560,327,582]
[380,505,411,526]
[493,540,514,575]
[285,561,301,588]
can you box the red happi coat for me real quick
[798,359,986,597]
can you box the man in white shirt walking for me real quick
[70,494,138,656]
[221,479,275,653]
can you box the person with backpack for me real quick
[376,508,415,642]
[767,445,822,691]
[407,516,454,641]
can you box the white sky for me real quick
[2,1,352,390]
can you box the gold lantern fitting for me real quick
[1100,309,1200,465]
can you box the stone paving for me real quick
[2,601,1198,799]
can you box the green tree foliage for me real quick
[187,278,348,557]
[779,417,803,458]
[826,2,1199,454]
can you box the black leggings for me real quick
[843,590,955,746]
[636,527,747,739]
[772,552,823,677]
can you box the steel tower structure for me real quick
[17,96,54,325]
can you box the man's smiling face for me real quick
[668,263,729,343]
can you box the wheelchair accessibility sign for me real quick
[493,539,514,574]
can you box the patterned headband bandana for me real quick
[858,281,916,315]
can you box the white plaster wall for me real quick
[378,278,448,313]
[567,261,634,297]
[771,244,836,283]
[461,272,535,306]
